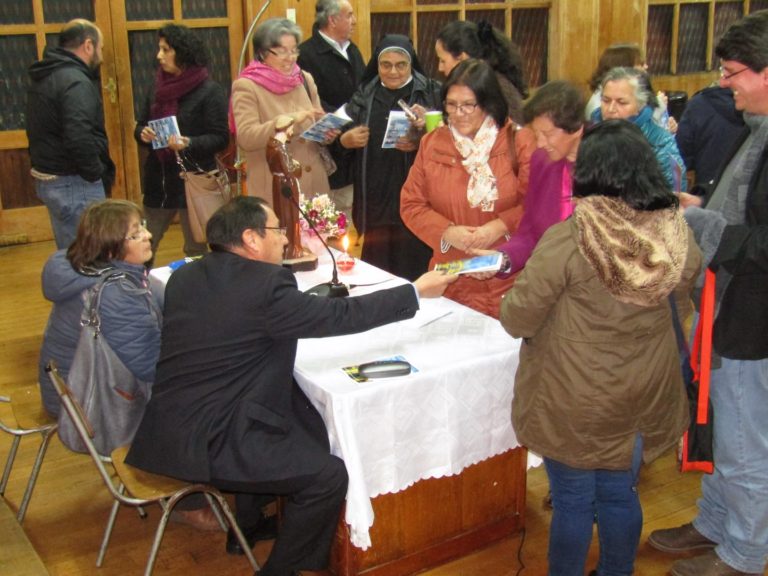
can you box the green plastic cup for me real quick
[424,111,443,133]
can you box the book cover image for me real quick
[342,355,417,383]
[381,111,411,149]
[147,115,180,149]
[434,253,503,275]
[301,105,352,143]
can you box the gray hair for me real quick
[600,66,652,109]
[315,0,343,29]
[252,18,302,58]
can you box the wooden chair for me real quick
[0,386,58,522]
[46,361,259,575]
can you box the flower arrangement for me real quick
[299,193,347,238]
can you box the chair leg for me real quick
[212,492,260,572]
[204,492,227,532]
[0,435,21,496]
[16,428,55,522]
[144,500,173,576]
[97,483,125,567]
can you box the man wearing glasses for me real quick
[126,196,455,576]
[648,10,768,576]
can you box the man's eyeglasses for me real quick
[125,220,149,242]
[379,61,410,73]
[444,101,479,115]
[263,226,287,236]
[268,48,300,59]
[719,66,750,80]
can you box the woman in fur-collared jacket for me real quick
[500,120,701,576]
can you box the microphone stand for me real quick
[281,187,349,298]
[234,0,272,195]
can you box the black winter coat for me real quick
[26,47,114,186]
[298,31,366,188]
[134,79,229,210]
[341,72,441,234]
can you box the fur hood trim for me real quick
[573,196,688,307]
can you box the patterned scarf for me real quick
[450,115,499,212]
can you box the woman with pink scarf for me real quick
[231,18,331,200]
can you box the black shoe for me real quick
[226,515,279,555]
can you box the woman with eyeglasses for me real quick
[38,200,161,419]
[135,23,229,265]
[231,18,331,201]
[400,59,536,317]
[337,34,440,280]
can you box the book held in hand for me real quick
[147,115,180,149]
[434,253,504,275]
[301,105,353,143]
[381,111,411,149]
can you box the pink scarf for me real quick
[228,60,304,134]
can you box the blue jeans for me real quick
[693,356,768,574]
[35,175,105,249]
[544,435,643,576]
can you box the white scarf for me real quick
[450,115,499,212]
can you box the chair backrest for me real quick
[46,361,126,502]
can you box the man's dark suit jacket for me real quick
[298,30,366,189]
[126,251,419,484]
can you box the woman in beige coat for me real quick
[500,120,701,576]
[230,18,330,200]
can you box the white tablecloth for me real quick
[151,252,529,550]
[292,252,524,549]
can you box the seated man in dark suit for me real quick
[126,196,455,576]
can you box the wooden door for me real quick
[0,0,243,244]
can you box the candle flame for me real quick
[342,234,350,252]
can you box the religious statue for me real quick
[266,115,317,269]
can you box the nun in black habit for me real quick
[338,34,441,280]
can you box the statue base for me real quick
[283,249,318,272]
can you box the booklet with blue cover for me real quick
[301,105,353,143]
[147,115,180,149]
[434,253,504,275]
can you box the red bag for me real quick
[681,268,716,474]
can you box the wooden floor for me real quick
[0,225,756,576]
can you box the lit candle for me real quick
[337,235,355,273]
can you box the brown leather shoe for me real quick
[670,550,762,576]
[170,507,223,532]
[647,522,716,553]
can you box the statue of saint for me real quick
[266,115,309,262]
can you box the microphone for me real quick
[281,186,349,298]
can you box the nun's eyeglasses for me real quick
[379,61,410,72]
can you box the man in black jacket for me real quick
[26,19,115,249]
[126,196,455,576]
[648,10,768,576]
[298,0,365,194]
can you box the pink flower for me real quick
[337,213,347,229]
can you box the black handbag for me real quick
[670,269,715,474]
[57,271,152,455]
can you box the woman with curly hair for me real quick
[435,20,528,124]
[135,23,229,263]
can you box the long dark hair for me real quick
[573,120,678,211]
[441,59,508,129]
[436,20,528,98]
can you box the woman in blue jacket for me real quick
[38,199,161,418]
[591,67,687,192]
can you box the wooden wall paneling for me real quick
[551,0,600,87]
